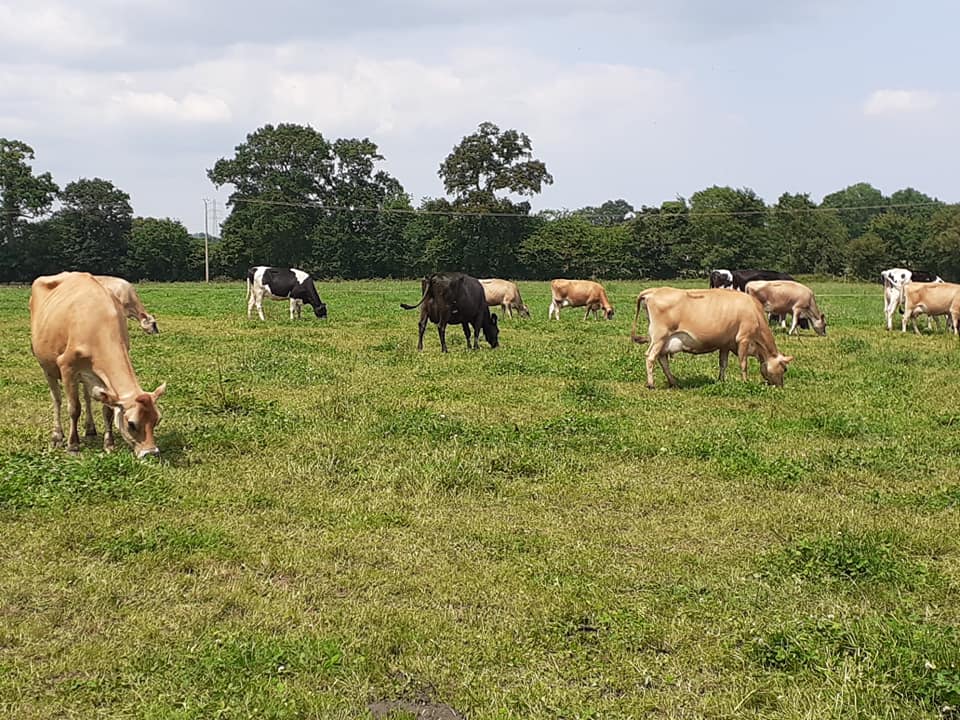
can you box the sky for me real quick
[1,0,957,234]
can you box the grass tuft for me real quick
[764,530,930,587]
[0,450,167,509]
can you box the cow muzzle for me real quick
[137,446,160,460]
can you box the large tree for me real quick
[126,217,196,281]
[769,192,846,274]
[623,200,691,279]
[53,178,132,276]
[438,122,553,207]
[821,182,888,239]
[0,139,58,247]
[208,124,403,277]
[687,186,769,271]
[922,205,960,281]
[574,199,635,227]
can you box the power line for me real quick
[228,196,951,220]
[0,198,954,221]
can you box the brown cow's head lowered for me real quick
[94,383,167,458]
[759,355,793,387]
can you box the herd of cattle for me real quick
[25,264,958,458]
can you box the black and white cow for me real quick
[709,269,734,289]
[881,267,944,331]
[246,266,328,321]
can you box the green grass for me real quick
[1,278,959,718]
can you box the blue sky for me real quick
[1,0,956,234]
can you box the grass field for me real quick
[2,278,960,719]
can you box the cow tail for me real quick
[400,282,430,311]
[631,292,650,344]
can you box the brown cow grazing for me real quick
[94,275,159,334]
[30,272,166,458]
[549,279,614,320]
[631,287,793,389]
[745,280,826,336]
[901,281,960,334]
[479,278,530,318]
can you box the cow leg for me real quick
[437,322,449,353]
[737,341,750,381]
[247,289,257,319]
[461,322,473,349]
[81,382,97,437]
[645,341,667,389]
[912,307,923,335]
[289,298,296,320]
[548,300,558,320]
[58,362,82,453]
[788,311,799,335]
[884,290,898,331]
[658,354,679,388]
[417,313,428,352]
[718,349,729,381]
[255,290,266,321]
[101,403,115,452]
[43,370,64,448]
[584,305,592,321]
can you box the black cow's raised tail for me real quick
[400,294,426,311]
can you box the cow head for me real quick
[139,312,159,334]
[94,383,166,458]
[483,312,500,348]
[759,355,793,387]
[519,304,531,319]
[812,313,827,336]
[313,300,328,319]
[605,306,615,320]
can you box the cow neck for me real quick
[91,353,145,406]
[751,326,780,362]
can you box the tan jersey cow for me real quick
[30,272,166,457]
[93,275,159,334]
[745,279,826,336]
[901,281,960,334]
[549,279,614,320]
[479,278,530,318]
[631,287,793,389]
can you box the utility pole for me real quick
[202,198,211,283]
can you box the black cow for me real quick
[400,272,499,352]
[246,266,328,321]
[731,269,795,292]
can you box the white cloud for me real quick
[864,89,940,116]
[108,91,232,123]
[0,1,122,56]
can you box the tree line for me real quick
[2,126,959,284]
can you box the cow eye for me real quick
[127,420,137,433]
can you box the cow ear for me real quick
[780,355,794,367]
[152,382,167,400]
[491,313,498,324]
[92,386,121,407]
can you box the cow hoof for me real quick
[51,437,63,448]
[646,383,655,390]
[103,444,115,453]
[67,446,80,456]
[85,428,98,438]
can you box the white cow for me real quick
[881,268,943,331]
